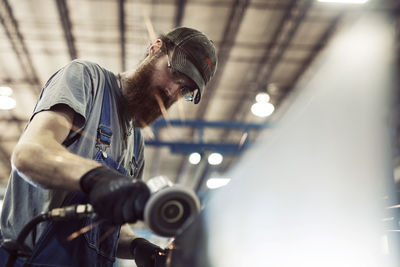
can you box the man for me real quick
[0,27,217,266]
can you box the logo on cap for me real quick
[205,57,213,70]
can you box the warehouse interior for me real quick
[0,0,400,266]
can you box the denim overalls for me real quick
[0,80,140,266]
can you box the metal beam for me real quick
[119,0,126,71]
[195,0,250,119]
[55,0,77,60]
[152,119,268,131]
[253,0,298,89]
[249,0,297,92]
[145,140,246,155]
[174,0,187,27]
[220,0,297,134]
[232,0,313,123]
[151,119,268,141]
[229,56,306,64]
[282,13,344,106]
[0,0,41,93]
[257,0,314,89]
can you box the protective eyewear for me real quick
[166,53,197,102]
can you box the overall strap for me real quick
[63,82,112,148]
[133,127,142,160]
[97,81,112,146]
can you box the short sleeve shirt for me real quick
[0,59,145,249]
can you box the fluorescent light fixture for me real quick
[188,152,201,165]
[0,86,13,96]
[206,178,231,189]
[0,86,16,110]
[251,102,274,118]
[318,0,368,3]
[255,92,270,103]
[208,153,223,165]
[0,96,16,110]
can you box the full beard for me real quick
[123,53,175,128]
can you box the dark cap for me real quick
[165,27,217,104]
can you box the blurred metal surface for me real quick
[168,11,400,267]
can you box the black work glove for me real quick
[131,238,167,267]
[80,166,150,225]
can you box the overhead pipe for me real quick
[174,0,187,27]
[0,0,41,93]
[219,0,298,144]
[118,0,126,71]
[195,0,250,119]
[55,0,77,60]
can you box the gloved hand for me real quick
[131,238,167,267]
[80,166,150,224]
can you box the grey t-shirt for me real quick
[0,59,144,249]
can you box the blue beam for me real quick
[152,119,270,130]
[144,141,244,155]
[146,119,270,155]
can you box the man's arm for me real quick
[117,224,139,259]
[13,103,151,226]
[14,103,164,265]
[12,104,101,191]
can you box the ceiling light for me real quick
[0,86,16,110]
[0,96,16,110]
[318,0,368,3]
[255,92,270,103]
[251,102,274,118]
[0,86,13,96]
[208,153,223,165]
[188,152,201,165]
[206,178,231,189]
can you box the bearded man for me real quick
[0,27,217,267]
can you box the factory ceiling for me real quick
[0,0,397,193]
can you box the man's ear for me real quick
[149,39,163,57]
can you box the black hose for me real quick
[15,213,49,248]
[5,213,50,267]
[4,204,94,267]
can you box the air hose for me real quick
[2,204,94,267]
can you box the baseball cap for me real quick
[165,27,217,104]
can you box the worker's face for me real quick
[124,47,196,127]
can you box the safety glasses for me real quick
[166,53,197,102]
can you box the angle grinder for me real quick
[143,176,201,237]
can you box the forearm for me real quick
[10,106,101,191]
[117,224,138,259]
[12,138,101,191]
